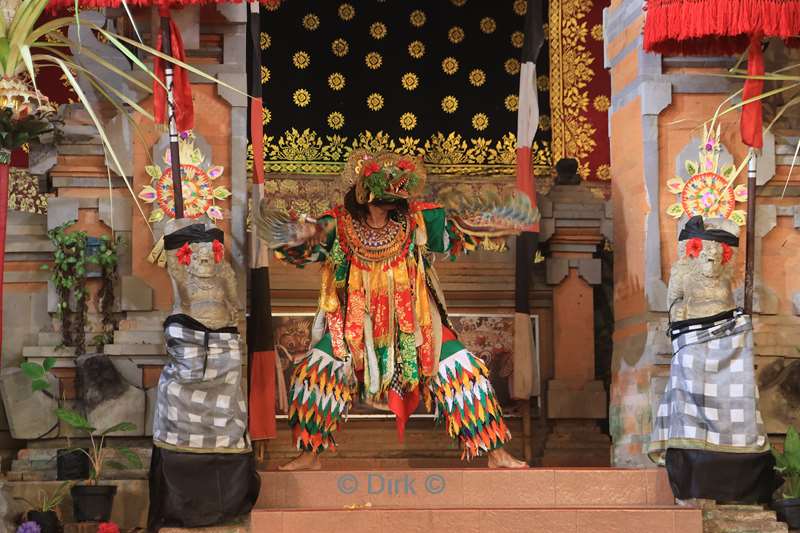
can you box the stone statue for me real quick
[667,217,738,321]
[554,158,582,186]
[164,219,240,330]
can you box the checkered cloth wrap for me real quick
[153,318,251,453]
[648,310,769,463]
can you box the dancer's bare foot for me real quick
[278,451,321,471]
[487,447,528,469]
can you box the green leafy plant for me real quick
[17,480,73,512]
[94,235,120,347]
[20,355,55,393]
[774,426,800,500]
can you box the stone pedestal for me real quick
[540,183,611,465]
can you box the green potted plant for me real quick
[16,481,72,533]
[54,409,142,522]
[773,426,800,529]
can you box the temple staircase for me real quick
[249,467,702,533]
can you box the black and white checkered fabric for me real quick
[153,321,250,452]
[648,310,769,460]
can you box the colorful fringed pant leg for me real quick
[287,330,511,458]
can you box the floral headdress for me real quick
[342,150,426,204]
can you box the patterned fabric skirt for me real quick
[647,309,776,502]
[288,327,511,460]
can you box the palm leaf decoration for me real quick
[440,188,540,237]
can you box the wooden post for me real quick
[744,150,757,315]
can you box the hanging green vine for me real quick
[94,235,120,347]
[46,220,89,354]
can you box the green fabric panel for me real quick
[421,207,448,253]
[440,339,466,361]
[314,333,333,355]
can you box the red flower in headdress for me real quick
[177,242,193,265]
[721,243,733,265]
[397,159,415,172]
[212,239,224,263]
[363,160,381,177]
[685,237,703,259]
[98,522,120,533]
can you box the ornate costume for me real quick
[256,150,537,460]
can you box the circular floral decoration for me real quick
[260,32,271,49]
[511,31,525,48]
[596,164,611,180]
[451,0,467,6]
[505,94,519,111]
[539,115,551,131]
[537,75,549,91]
[591,24,604,41]
[593,95,611,112]
[264,1,279,11]
[367,93,384,111]
[409,10,426,27]
[469,69,486,87]
[472,113,489,131]
[442,57,459,75]
[365,52,383,70]
[441,95,459,113]
[293,89,311,107]
[400,112,417,131]
[408,40,425,59]
[260,66,271,84]
[370,22,388,39]
[665,128,747,225]
[139,134,229,222]
[504,58,521,75]
[448,26,465,44]
[328,72,346,91]
[303,14,320,31]
[292,51,311,69]
[327,112,345,130]
[480,17,496,34]
[262,108,272,125]
[401,73,419,91]
[338,3,355,21]
[331,38,349,57]
[513,0,527,15]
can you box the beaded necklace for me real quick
[336,208,413,269]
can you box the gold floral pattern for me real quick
[472,113,489,131]
[332,38,349,57]
[338,3,355,21]
[367,93,385,111]
[8,168,47,214]
[328,72,346,91]
[480,17,496,34]
[293,89,311,107]
[513,0,527,16]
[408,40,425,59]
[409,10,426,27]
[504,58,520,75]
[504,94,519,111]
[448,26,465,44]
[511,31,525,49]
[260,32,271,50]
[292,51,311,69]
[441,95,459,114]
[539,115,551,131]
[400,112,417,131]
[263,108,272,125]
[593,95,610,112]
[370,22,388,39]
[401,73,419,91]
[302,14,320,31]
[591,24,604,41]
[327,112,345,130]
[265,1,279,11]
[537,75,550,92]
[365,52,383,70]
[469,69,486,87]
[442,57,459,75]
[261,66,271,84]
[596,163,611,180]
[451,0,467,6]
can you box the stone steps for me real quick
[702,505,790,533]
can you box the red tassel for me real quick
[741,34,764,149]
[153,12,194,133]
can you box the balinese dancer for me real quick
[256,150,537,470]
[648,216,777,503]
[148,221,260,530]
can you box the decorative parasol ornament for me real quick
[665,125,747,225]
[0,77,57,157]
[138,133,229,222]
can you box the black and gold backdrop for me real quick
[258,0,551,179]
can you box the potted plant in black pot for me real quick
[54,409,142,523]
[17,481,72,533]
[773,426,800,529]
